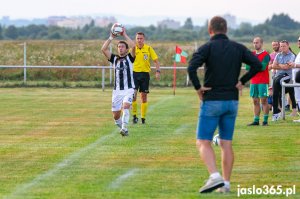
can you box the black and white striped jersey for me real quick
[109,53,135,90]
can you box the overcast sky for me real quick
[1,0,300,24]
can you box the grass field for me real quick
[0,87,299,199]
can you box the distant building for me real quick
[157,19,180,29]
[47,16,67,26]
[56,17,93,29]
[1,16,46,27]
[2,16,10,24]
[47,16,117,29]
[94,17,117,27]
[222,14,238,29]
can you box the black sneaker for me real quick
[120,129,129,136]
[133,115,138,124]
[141,118,146,124]
[262,121,268,126]
[247,121,259,126]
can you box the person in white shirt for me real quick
[288,36,300,122]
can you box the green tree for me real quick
[49,32,61,39]
[5,25,18,39]
[26,25,48,39]
[233,22,253,37]
[87,27,101,39]
[182,17,194,30]
[0,25,3,40]
[199,20,210,40]
[265,13,300,30]
[90,20,95,27]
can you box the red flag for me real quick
[175,45,182,54]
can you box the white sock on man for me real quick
[122,109,130,130]
[210,172,222,179]
[114,118,122,129]
[224,181,230,189]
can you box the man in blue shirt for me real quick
[270,40,296,121]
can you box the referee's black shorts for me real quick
[133,72,150,93]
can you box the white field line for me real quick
[174,124,191,135]
[5,96,173,198]
[148,96,173,112]
[108,168,139,189]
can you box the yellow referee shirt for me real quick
[134,44,158,72]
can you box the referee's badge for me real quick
[143,54,148,60]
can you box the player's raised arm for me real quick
[122,28,135,57]
[101,33,115,59]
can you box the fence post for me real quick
[281,83,286,120]
[109,44,112,85]
[102,68,105,91]
[23,42,27,83]
[186,74,189,86]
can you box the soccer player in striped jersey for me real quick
[101,28,135,136]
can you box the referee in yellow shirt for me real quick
[132,32,161,124]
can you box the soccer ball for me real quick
[111,23,124,36]
[212,134,220,146]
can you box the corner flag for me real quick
[173,46,188,95]
[175,46,188,63]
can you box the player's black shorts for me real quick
[133,72,150,93]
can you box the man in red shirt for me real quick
[247,37,270,126]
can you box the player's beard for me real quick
[119,50,128,57]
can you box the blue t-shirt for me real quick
[274,51,295,77]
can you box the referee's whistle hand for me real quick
[155,72,160,80]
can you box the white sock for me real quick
[224,181,230,188]
[122,109,130,130]
[114,118,122,129]
[210,172,222,179]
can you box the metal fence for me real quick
[0,42,191,91]
[0,65,189,91]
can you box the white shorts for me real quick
[111,88,135,111]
